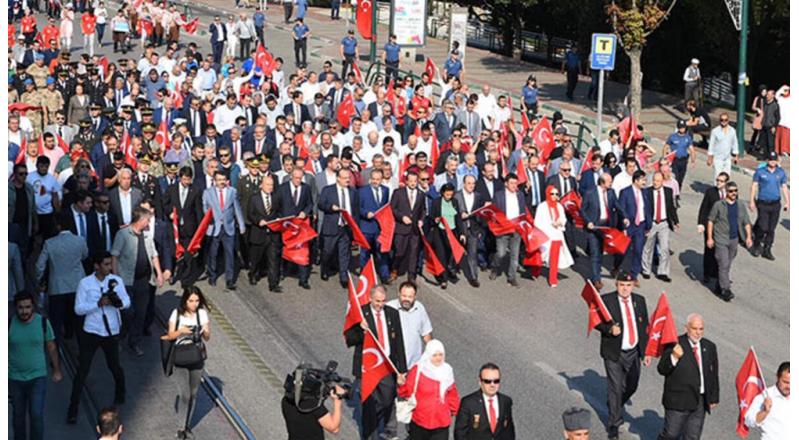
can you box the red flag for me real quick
[429,133,440,172]
[343,273,366,334]
[8,103,43,114]
[137,18,153,36]
[357,256,378,304]
[581,280,613,336]
[644,293,679,357]
[352,62,364,84]
[507,96,515,124]
[356,0,373,40]
[181,17,199,35]
[121,130,138,170]
[374,204,394,253]
[97,56,109,78]
[596,227,631,255]
[654,151,677,172]
[514,211,548,254]
[398,153,411,185]
[735,347,767,437]
[516,155,527,185]
[420,229,445,276]
[187,210,214,255]
[56,134,69,154]
[268,217,318,264]
[361,330,396,402]
[531,117,557,162]
[172,208,186,260]
[617,116,642,147]
[337,94,356,128]
[341,210,371,250]
[560,191,585,228]
[439,218,465,264]
[254,44,276,76]
[521,111,531,134]
[14,137,28,165]
[473,204,515,236]
[579,148,594,176]
[155,119,170,150]
[424,58,437,84]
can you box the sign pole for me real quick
[735,0,749,156]
[369,0,377,63]
[590,33,616,144]
[597,70,604,140]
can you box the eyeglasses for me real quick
[560,168,571,172]
[420,178,429,182]
[480,379,501,384]
[219,153,230,158]
[17,171,28,176]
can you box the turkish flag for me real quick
[172,208,186,260]
[420,228,446,276]
[521,111,531,134]
[516,156,528,185]
[267,216,318,264]
[735,347,767,437]
[341,210,371,250]
[187,210,214,255]
[513,211,548,254]
[155,119,170,150]
[560,191,585,228]
[56,134,69,154]
[337,93,356,128]
[579,147,594,176]
[507,96,515,124]
[343,274,365,334]
[374,204,394,253]
[596,227,631,255]
[654,150,677,172]
[181,18,199,35]
[361,329,396,402]
[439,218,465,264]
[617,116,642,147]
[8,103,43,115]
[357,256,379,303]
[356,0,373,40]
[581,280,613,336]
[429,133,440,171]
[398,153,411,185]
[644,293,679,357]
[352,62,364,84]
[531,117,557,162]
[137,18,154,37]
[424,58,437,84]
[473,204,515,236]
[254,44,276,76]
[14,137,28,165]
[121,131,138,171]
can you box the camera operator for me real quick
[67,251,130,425]
[281,381,346,439]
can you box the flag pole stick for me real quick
[751,346,770,399]
[364,327,400,375]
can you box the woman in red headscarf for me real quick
[534,185,574,287]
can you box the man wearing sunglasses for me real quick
[707,181,753,301]
[454,362,515,439]
[707,113,738,177]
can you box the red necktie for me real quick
[622,298,636,346]
[603,190,610,221]
[693,344,700,366]
[656,189,662,222]
[488,398,497,433]
[219,189,225,209]
[375,311,386,349]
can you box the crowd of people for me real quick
[7,1,791,439]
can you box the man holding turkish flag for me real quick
[254,43,276,76]
[741,357,789,439]
[344,286,407,440]
[336,93,356,128]
[531,116,557,161]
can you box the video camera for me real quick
[283,361,353,413]
[101,279,124,308]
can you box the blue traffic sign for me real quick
[590,33,617,70]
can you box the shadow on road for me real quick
[558,369,608,426]
[678,250,704,285]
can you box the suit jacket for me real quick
[166,183,204,237]
[545,174,579,197]
[35,231,89,295]
[455,190,487,235]
[619,186,653,231]
[646,186,679,230]
[475,177,501,203]
[657,334,720,412]
[108,186,143,226]
[595,292,649,361]
[358,184,389,234]
[85,210,120,254]
[579,168,602,195]
[209,22,227,44]
[202,186,246,236]
[275,181,314,218]
[435,150,465,175]
[390,186,426,235]
[344,304,407,377]
[521,168,546,211]
[492,189,526,220]
[247,191,281,244]
[580,187,619,228]
[697,186,722,227]
[456,110,482,139]
[183,108,208,139]
[8,182,37,236]
[433,111,458,144]
[429,196,465,232]
[282,102,311,125]
[454,390,515,440]
[318,184,359,235]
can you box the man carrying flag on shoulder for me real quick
[743,360,789,439]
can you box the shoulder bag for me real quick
[395,368,421,424]
[172,310,207,369]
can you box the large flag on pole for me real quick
[356,0,373,40]
[531,117,557,162]
[473,204,515,236]
[420,227,445,276]
[254,44,277,76]
[374,204,394,253]
[644,293,679,357]
[187,210,214,255]
[439,217,465,264]
[581,280,613,336]
[735,347,767,437]
[341,210,371,250]
[343,273,366,334]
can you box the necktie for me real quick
[100,214,108,250]
[693,344,701,366]
[58,125,63,138]
[78,213,86,238]
[374,187,379,204]
[720,190,725,200]
[219,189,225,209]
[532,173,539,205]
[409,189,415,208]
[293,186,300,205]
[180,186,187,207]
[265,193,271,212]
[375,311,386,349]
[339,188,346,225]
[622,298,636,346]
[488,398,497,433]
[656,189,662,222]
[603,190,610,221]
[634,189,642,226]
[564,175,570,194]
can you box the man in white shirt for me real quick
[745,362,790,440]
[476,84,497,128]
[707,113,738,177]
[611,157,638,194]
[67,252,130,424]
[598,129,622,163]
[386,281,433,367]
[489,174,523,287]
[213,94,245,133]
[490,95,511,130]
[27,156,62,239]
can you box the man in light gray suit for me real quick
[456,98,482,139]
[203,171,246,290]
[35,221,89,342]
[108,169,143,227]
[307,93,333,130]
[43,111,78,145]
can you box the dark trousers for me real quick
[385,60,399,82]
[759,127,776,155]
[249,234,281,287]
[658,396,706,440]
[208,231,236,283]
[255,25,264,45]
[604,348,641,432]
[176,235,203,285]
[566,69,578,99]
[408,422,448,440]
[702,229,718,279]
[144,284,156,332]
[754,200,781,248]
[124,278,151,347]
[586,229,604,282]
[96,23,105,43]
[48,293,77,342]
[10,376,47,440]
[69,332,125,414]
[239,37,252,60]
[672,156,688,189]
[461,231,481,282]
[294,39,307,66]
[362,375,397,440]
[322,228,353,283]
[342,54,356,79]
[392,232,419,277]
[625,224,646,278]
[330,1,340,19]
[283,2,293,22]
[359,232,391,280]
[212,42,224,65]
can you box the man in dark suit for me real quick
[108,169,143,227]
[579,147,604,195]
[209,16,227,65]
[275,168,314,289]
[358,168,391,283]
[618,171,652,283]
[520,154,546,215]
[581,173,620,289]
[86,192,119,256]
[318,169,359,288]
[344,286,407,440]
[166,166,204,285]
[454,362,515,440]
[696,172,728,283]
[283,91,311,126]
[389,171,426,282]
[455,175,487,288]
[490,174,526,288]
[246,176,283,291]
[433,100,458,144]
[594,272,650,440]
[475,162,501,202]
[642,171,679,282]
[183,97,208,141]
[657,314,719,440]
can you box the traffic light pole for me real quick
[735,0,749,156]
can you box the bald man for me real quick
[657,314,720,440]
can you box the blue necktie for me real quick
[78,213,87,238]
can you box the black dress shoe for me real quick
[448,273,459,283]
[208,277,217,287]
[440,282,447,289]
[508,279,520,287]
[468,279,480,288]
[321,273,329,281]
[226,283,236,290]
[489,270,498,280]
[248,276,258,286]
[641,273,651,279]
[269,285,283,293]
[340,280,348,289]
[299,281,311,290]
[762,248,775,260]
[656,275,672,283]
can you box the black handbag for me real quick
[172,311,207,368]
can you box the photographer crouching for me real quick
[281,362,352,439]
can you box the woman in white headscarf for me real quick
[397,339,460,439]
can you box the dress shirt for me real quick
[483,178,495,199]
[337,184,350,224]
[634,187,645,225]
[72,207,88,238]
[371,307,391,358]
[483,393,500,421]
[74,273,131,337]
[386,299,433,367]
[463,191,475,213]
[559,175,571,194]
[97,212,112,251]
[745,385,789,440]
[261,191,272,212]
[612,172,633,194]
[598,188,609,222]
[618,295,638,350]
[179,184,189,208]
[407,188,417,209]
[119,189,132,225]
[504,190,520,219]
[708,126,738,161]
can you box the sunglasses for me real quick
[219,153,230,158]
[720,119,729,123]
[561,168,571,172]
[728,189,738,194]
[480,379,501,384]
[420,178,430,181]
[550,192,560,196]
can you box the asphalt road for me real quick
[35,10,790,439]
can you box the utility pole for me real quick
[735,0,749,156]
[369,0,378,63]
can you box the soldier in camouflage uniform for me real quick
[139,122,165,177]
[25,54,50,88]
[20,79,45,137]
[40,77,66,127]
